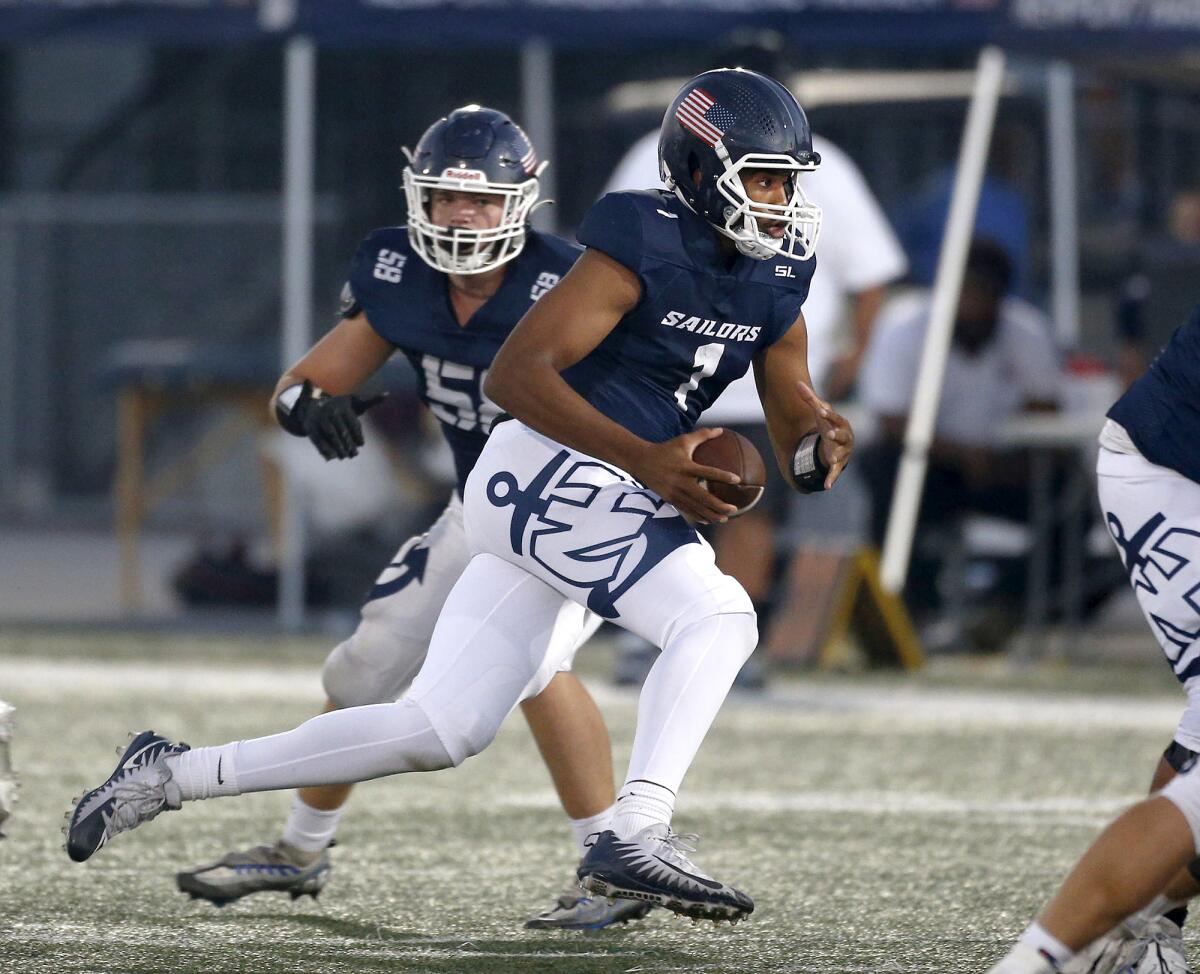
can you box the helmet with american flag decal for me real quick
[659,69,822,262]
[402,105,546,275]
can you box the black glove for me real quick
[276,380,386,460]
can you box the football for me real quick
[692,429,768,517]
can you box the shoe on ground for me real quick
[1062,930,1134,974]
[176,841,331,907]
[1117,916,1192,974]
[64,730,188,862]
[576,826,752,923]
[524,880,653,931]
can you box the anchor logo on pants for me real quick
[1108,509,1200,678]
[486,450,697,619]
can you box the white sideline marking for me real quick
[2,657,323,702]
[748,683,1185,732]
[0,656,1183,733]
[490,788,1136,823]
[9,921,619,957]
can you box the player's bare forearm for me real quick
[487,250,739,522]
[487,361,652,474]
[755,314,818,464]
[754,314,853,489]
[271,313,393,414]
[487,352,737,523]
[486,249,652,473]
[760,373,820,479]
[269,314,393,459]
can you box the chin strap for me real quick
[728,221,778,260]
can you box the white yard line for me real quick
[760,682,1186,731]
[1,656,324,702]
[489,787,1136,824]
[1,655,1183,733]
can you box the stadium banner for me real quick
[0,0,1196,48]
[0,1,278,44]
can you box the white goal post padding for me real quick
[879,47,1009,594]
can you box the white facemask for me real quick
[403,164,542,275]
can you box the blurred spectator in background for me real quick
[173,345,436,612]
[857,239,1064,646]
[602,33,907,683]
[892,128,1032,299]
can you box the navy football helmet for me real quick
[659,69,822,262]
[403,105,545,274]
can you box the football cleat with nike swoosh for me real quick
[176,841,331,906]
[577,826,753,922]
[64,730,189,862]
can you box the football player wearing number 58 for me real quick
[167,106,645,931]
[68,70,852,924]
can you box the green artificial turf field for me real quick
[0,629,1189,973]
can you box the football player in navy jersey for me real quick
[67,70,853,924]
[167,106,649,931]
[988,302,1200,974]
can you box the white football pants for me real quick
[1099,447,1200,750]
[413,421,757,789]
[1100,446,1200,850]
[322,493,595,708]
[210,422,756,799]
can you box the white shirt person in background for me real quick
[857,238,1064,640]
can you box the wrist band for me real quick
[275,382,322,437]
[791,431,830,494]
[276,383,310,415]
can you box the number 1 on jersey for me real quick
[674,342,725,411]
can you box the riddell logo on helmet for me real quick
[442,168,486,181]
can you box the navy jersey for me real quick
[1109,302,1200,483]
[344,227,581,492]
[563,190,814,443]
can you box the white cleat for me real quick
[176,842,331,906]
[577,826,753,923]
[524,881,653,931]
[1063,930,1138,974]
[64,730,188,862]
[1116,916,1192,974]
[1064,914,1192,974]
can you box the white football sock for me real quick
[611,780,675,839]
[570,804,614,858]
[281,794,345,853]
[165,743,240,801]
[1018,923,1073,966]
[164,698,452,801]
[622,611,757,798]
[988,941,1060,974]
